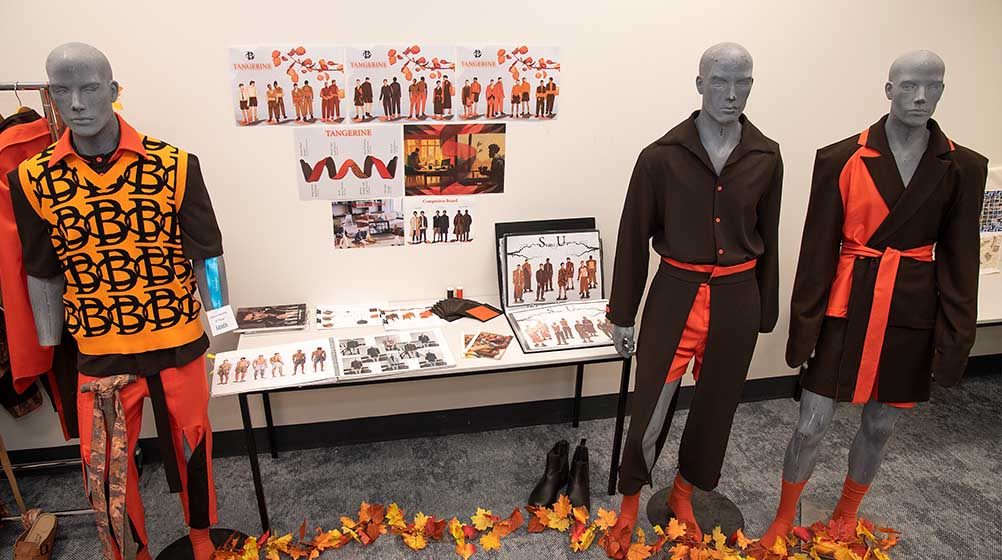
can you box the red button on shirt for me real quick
[718,249,725,255]
[715,217,721,223]
[717,185,723,191]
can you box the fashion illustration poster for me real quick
[502,230,603,309]
[507,300,613,354]
[404,197,476,244]
[331,199,404,249]
[347,45,457,123]
[210,338,337,397]
[230,45,346,126]
[456,45,561,120]
[296,126,403,200]
[404,124,505,196]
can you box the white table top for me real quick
[236,295,624,390]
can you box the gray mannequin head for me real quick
[885,50,945,128]
[45,42,119,138]
[695,42,753,125]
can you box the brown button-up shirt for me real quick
[608,111,783,332]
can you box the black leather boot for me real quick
[528,440,569,506]
[566,439,590,510]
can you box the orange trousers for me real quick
[78,355,217,557]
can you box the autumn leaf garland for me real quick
[211,502,900,559]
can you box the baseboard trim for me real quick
[10,354,1000,467]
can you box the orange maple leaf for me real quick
[456,542,476,559]
[626,542,652,560]
[403,532,427,550]
[668,543,689,560]
[572,505,589,525]
[553,495,573,519]
[471,508,495,531]
[547,510,571,532]
[666,518,687,541]
[730,528,752,550]
[480,532,501,551]
[595,508,618,530]
[527,515,547,533]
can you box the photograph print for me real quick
[502,230,604,309]
[404,124,505,196]
[331,199,405,250]
[507,300,614,354]
[332,329,455,380]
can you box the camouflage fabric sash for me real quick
[82,374,137,560]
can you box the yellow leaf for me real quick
[340,516,358,530]
[595,508,618,530]
[480,532,501,551]
[414,512,430,532]
[873,549,891,560]
[572,506,590,525]
[449,518,465,542]
[404,532,427,550]
[770,534,788,556]
[711,527,727,550]
[571,526,597,552]
[635,527,646,545]
[833,546,863,560]
[790,554,811,560]
[669,543,689,560]
[472,508,494,531]
[667,518,687,541]
[553,495,573,518]
[547,510,571,532]
[387,503,406,529]
[732,528,751,550]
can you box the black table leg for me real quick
[262,392,278,458]
[608,358,632,496]
[572,363,584,427]
[239,394,270,533]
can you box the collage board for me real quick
[333,329,455,381]
[230,44,561,251]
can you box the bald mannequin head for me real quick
[696,43,754,125]
[46,42,119,140]
[885,50,945,128]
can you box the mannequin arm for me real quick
[611,324,635,359]
[192,255,229,311]
[26,275,64,347]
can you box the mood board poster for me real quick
[403,197,476,245]
[456,45,562,120]
[230,45,347,126]
[404,124,505,196]
[295,126,403,201]
[346,44,458,123]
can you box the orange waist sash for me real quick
[839,241,934,404]
[662,256,757,278]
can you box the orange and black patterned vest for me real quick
[17,137,204,355]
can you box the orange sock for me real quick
[189,527,215,560]
[760,479,807,548]
[832,476,869,525]
[611,493,640,552]
[667,474,702,540]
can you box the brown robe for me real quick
[789,116,987,403]
[608,111,782,493]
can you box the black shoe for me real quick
[566,439,590,509]
[528,440,569,507]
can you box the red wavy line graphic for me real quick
[299,155,398,183]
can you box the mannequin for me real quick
[759,51,987,548]
[607,43,782,550]
[9,43,229,560]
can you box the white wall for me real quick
[1,0,1000,451]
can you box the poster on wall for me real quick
[981,167,1002,273]
[333,329,456,381]
[210,338,337,397]
[331,200,405,250]
[403,197,476,245]
[346,45,457,123]
[404,124,505,196]
[456,45,562,120]
[296,125,403,200]
[507,300,614,354]
[501,230,604,309]
[229,45,347,126]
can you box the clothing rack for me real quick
[0,82,65,141]
[0,81,82,522]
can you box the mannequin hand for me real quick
[612,325,635,359]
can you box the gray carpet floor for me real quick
[2,374,999,559]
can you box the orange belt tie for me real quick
[662,256,757,278]
[840,241,934,403]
